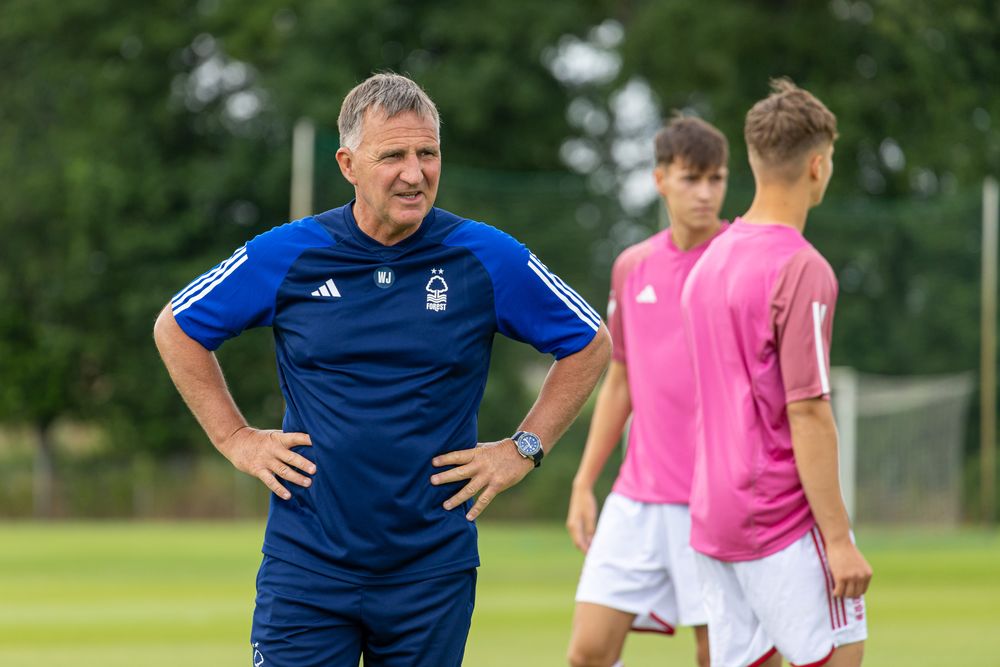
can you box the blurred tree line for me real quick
[0,0,998,517]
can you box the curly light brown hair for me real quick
[744,78,837,178]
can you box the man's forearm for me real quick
[518,325,612,455]
[788,398,852,544]
[572,360,630,489]
[153,305,247,455]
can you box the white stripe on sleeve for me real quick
[541,261,602,324]
[171,246,248,306]
[172,254,249,316]
[526,260,599,332]
[527,255,601,328]
[528,254,601,323]
[812,301,831,395]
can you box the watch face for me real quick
[516,433,542,456]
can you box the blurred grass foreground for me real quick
[0,521,997,667]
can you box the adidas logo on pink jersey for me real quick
[635,284,657,304]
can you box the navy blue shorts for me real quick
[250,555,476,667]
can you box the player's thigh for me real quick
[251,555,364,667]
[694,552,774,667]
[826,640,864,667]
[362,569,476,667]
[568,602,635,665]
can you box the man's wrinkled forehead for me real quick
[358,106,440,140]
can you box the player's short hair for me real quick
[654,114,729,173]
[338,72,440,150]
[744,78,837,176]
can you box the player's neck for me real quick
[669,219,721,251]
[741,184,811,233]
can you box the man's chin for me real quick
[390,209,430,227]
[684,213,720,228]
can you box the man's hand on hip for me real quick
[222,427,315,500]
[430,440,534,521]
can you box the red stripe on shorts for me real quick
[809,527,837,629]
[648,611,676,635]
[814,529,851,628]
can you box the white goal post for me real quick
[831,367,975,524]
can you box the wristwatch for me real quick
[511,431,544,468]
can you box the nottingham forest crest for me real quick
[426,268,448,312]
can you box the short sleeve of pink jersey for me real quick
[607,243,653,363]
[770,247,839,403]
[607,255,627,362]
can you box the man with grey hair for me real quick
[154,71,610,665]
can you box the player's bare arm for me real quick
[788,397,872,599]
[566,360,631,552]
[153,306,316,500]
[432,323,612,521]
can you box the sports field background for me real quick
[0,522,997,666]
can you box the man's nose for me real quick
[399,153,423,184]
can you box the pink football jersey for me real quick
[608,224,728,504]
[681,219,838,561]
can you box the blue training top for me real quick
[171,203,601,584]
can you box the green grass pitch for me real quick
[0,522,997,666]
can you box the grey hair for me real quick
[337,72,440,150]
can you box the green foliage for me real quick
[621,0,1000,194]
[0,0,287,447]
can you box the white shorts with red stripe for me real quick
[575,493,708,634]
[694,526,867,667]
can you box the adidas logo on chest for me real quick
[635,284,657,304]
[311,278,341,298]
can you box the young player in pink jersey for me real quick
[681,79,872,667]
[566,116,729,667]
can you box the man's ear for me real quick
[808,152,824,182]
[653,164,669,198]
[336,147,358,186]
